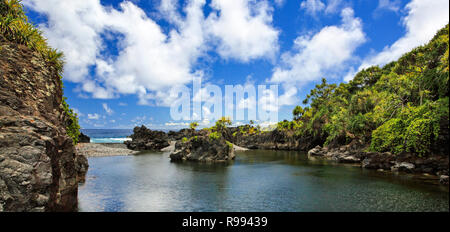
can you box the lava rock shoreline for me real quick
[125,125,449,185]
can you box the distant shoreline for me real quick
[76,143,138,157]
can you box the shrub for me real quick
[189,122,198,130]
[209,131,221,140]
[370,98,448,155]
[404,118,433,155]
[370,118,405,154]
[62,97,80,145]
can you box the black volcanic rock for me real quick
[306,141,449,183]
[78,132,90,143]
[0,34,87,211]
[170,136,235,162]
[229,127,324,151]
[125,126,170,151]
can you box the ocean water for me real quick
[80,129,133,143]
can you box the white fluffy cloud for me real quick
[206,0,279,62]
[300,0,344,15]
[23,0,280,105]
[269,7,365,106]
[300,0,325,15]
[270,8,365,86]
[346,0,449,81]
[324,0,343,14]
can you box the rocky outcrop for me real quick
[169,136,235,162]
[125,126,169,150]
[307,139,367,164]
[0,34,87,211]
[78,132,90,143]
[307,140,449,183]
[127,125,323,153]
[167,128,206,140]
[74,153,88,183]
[440,175,449,185]
[230,128,324,151]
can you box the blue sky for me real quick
[23,0,449,129]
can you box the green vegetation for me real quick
[189,122,199,130]
[214,116,232,131]
[1,0,80,144]
[285,24,449,156]
[225,140,233,149]
[0,0,64,72]
[62,97,81,144]
[209,131,221,140]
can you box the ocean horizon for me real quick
[80,128,175,143]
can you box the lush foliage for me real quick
[209,131,221,140]
[225,140,233,149]
[214,117,232,131]
[189,122,199,130]
[286,24,449,156]
[0,0,64,71]
[62,96,81,144]
[1,0,80,144]
[205,116,233,134]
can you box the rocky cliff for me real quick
[0,34,88,211]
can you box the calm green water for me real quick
[78,150,449,212]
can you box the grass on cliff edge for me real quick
[1,0,80,144]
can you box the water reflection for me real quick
[78,150,449,212]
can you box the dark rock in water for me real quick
[0,34,87,211]
[75,153,89,183]
[125,125,170,151]
[391,162,415,173]
[440,175,449,185]
[308,145,326,157]
[169,136,235,162]
[78,132,90,143]
[306,140,449,184]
